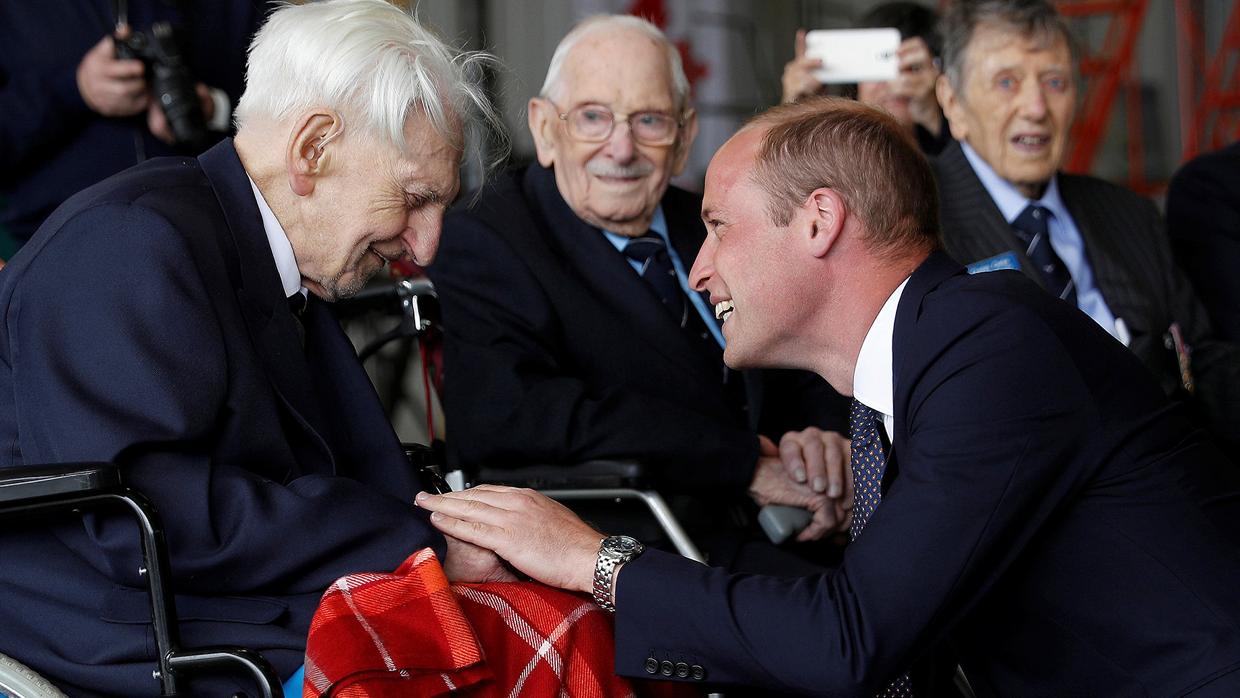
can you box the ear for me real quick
[670,107,699,177]
[286,110,344,197]
[935,74,970,142]
[803,188,847,259]
[528,97,560,169]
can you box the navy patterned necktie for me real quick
[849,399,914,697]
[623,233,689,327]
[1010,204,1077,306]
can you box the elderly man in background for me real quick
[782,2,951,155]
[0,1,506,694]
[419,97,1240,697]
[428,14,854,573]
[933,0,1240,453]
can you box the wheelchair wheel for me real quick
[0,653,66,698]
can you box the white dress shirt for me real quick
[852,278,910,444]
[247,177,305,299]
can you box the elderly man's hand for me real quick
[752,437,852,541]
[77,27,148,117]
[892,37,943,135]
[755,432,853,541]
[776,427,851,498]
[781,29,825,104]
[442,535,519,584]
[416,486,602,593]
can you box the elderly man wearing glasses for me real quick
[428,14,853,574]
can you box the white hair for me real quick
[539,14,690,111]
[235,0,506,167]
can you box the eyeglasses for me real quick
[549,101,685,146]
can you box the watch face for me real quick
[604,535,643,556]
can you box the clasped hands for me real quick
[751,427,853,542]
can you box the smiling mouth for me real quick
[368,245,395,264]
[714,300,735,321]
[1012,134,1050,148]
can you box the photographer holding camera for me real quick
[0,0,267,251]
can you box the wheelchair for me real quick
[0,462,282,698]
[337,271,707,563]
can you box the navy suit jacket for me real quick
[933,141,1240,454]
[427,164,847,493]
[0,140,442,696]
[1167,141,1240,343]
[612,253,1240,696]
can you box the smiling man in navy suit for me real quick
[0,1,508,695]
[419,97,1240,696]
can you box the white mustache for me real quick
[586,160,655,178]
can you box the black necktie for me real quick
[1010,204,1077,306]
[288,292,307,348]
[849,399,914,697]
[622,233,689,327]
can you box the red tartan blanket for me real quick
[303,548,699,697]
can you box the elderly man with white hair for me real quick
[0,1,505,694]
[429,14,854,574]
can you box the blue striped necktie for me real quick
[1011,204,1077,306]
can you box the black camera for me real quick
[115,22,207,149]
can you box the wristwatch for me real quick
[592,535,644,613]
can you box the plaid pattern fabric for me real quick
[304,548,699,697]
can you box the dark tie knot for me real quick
[288,291,308,318]
[622,234,669,265]
[849,399,881,436]
[1012,203,1051,242]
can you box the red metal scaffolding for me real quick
[1177,0,1240,161]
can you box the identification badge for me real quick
[966,251,1022,275]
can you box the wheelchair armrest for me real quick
[0,462,119,505]
[475,460,647,490]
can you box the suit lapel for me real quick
[198,140,335,470]
[524,166,719,385]
[934,142,1044,288]
[889,252,966,467]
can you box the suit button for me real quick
[691,664,706,680]
[644,658,659,675]
[674,662,689,678]
[660,660,674,676]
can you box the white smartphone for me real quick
[804,28,901,84]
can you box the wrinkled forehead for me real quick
[963,20,1074,75]
[559,30,678,109]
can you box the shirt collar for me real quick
[852,277,910,420]
[247,176,304,298]
[960,141,1063,225]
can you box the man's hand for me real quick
[77,27,148,117]
[777,427,851,497]
[781,29,825,104]
[147,83,214,145]
[892,37,943,136]
[416,486,601,594]
[442,535,518,584]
